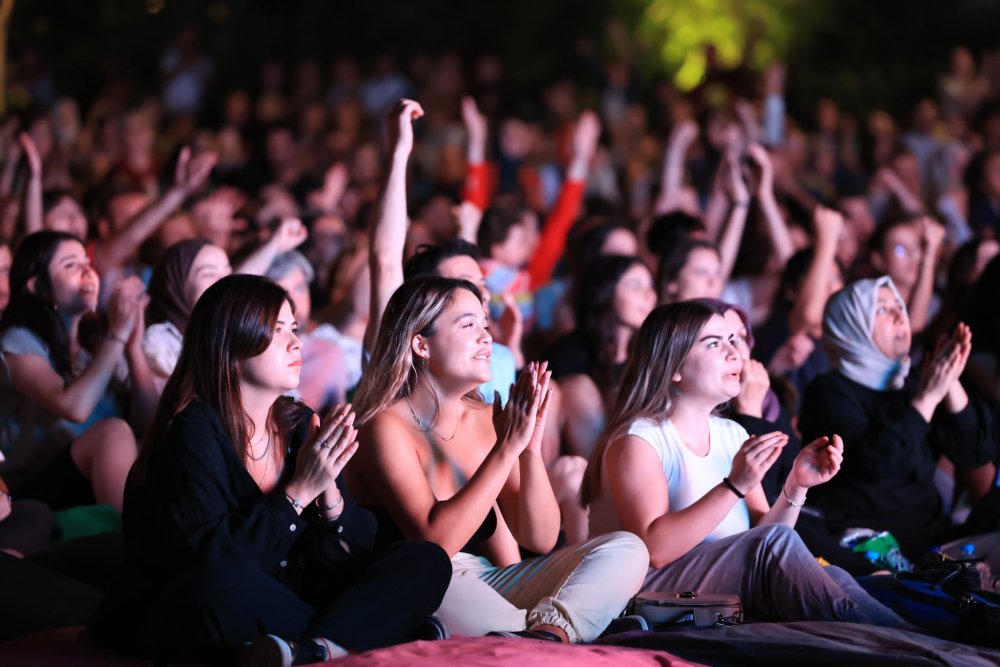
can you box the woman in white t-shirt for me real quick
[582,299,910,626]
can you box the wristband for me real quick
[316,494,344,512]
[721,477,746,499]
[782,485,806,508]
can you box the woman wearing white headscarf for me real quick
[799,276,995,558]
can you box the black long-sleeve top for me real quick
[799,370,996,556]
[114,399,376,604]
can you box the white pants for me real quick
[434,531,649,642]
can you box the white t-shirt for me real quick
[588,415,751,541]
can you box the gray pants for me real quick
[642,524,910,628]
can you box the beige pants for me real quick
[434,531,648,642]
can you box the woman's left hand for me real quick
[787,434,844,490]
[524,361,553,455]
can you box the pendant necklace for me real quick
[405,395,459,442]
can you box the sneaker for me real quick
[487,629,564,642]
[241,635,348,667]
[411,615,450,641]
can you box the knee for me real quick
[547,455,587,500]
[589,531,650,570]
[746,523,803,553]
[185,561,255,609]
[89,418,137,452]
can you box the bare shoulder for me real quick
[358,404,422,457]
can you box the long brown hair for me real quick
[580,300,725,505]
[133,274,305,480]
[354,276,484,427]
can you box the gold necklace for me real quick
[404,395,459,442]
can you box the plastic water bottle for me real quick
[961,543,976,558]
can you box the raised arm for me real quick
[788,207,843,337]
[364,99,424,352]
[654,120,698,215]
[94,147,217,273]
[747,143,794,266]
[907,217,944,334]
[234,216,308,276]
[526,110,599,289]
[715,155,751,285]
[18,132,43,236]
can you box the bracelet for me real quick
[315,494,344,512]
[284,493,304,510]
[721,477,746,499]
[104,333,128,346]
[782,486,806,508]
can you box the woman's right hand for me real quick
[492,362,545,457]
[107,277,147,341]
[287,404,358,504]
[918,328,966,407]
[728,431,789,495]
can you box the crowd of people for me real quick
[2,29,1000,665]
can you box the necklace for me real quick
[404,395,459,442]
[247,429,272,462]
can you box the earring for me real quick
[420,356,430,368]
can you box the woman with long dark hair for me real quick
[548,254,656,458]
[348,275,648,643]
[95,274,450,665]
[583,300,910,626]
[0,230,154,510]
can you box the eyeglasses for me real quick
[892,243,922,259]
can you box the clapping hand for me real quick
[288,404,358,505]
[787,434,843,491]
[493,362,547,456]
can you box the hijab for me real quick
[822,276,911,391]
[146,238,212,333]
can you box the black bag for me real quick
[894,553,1000,648]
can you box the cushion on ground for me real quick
[0,628,701,667]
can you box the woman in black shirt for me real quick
[95,274,449,665]
[799,276,995,558]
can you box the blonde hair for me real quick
[354,276,484,427]
[580,299,725,505]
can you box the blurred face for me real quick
[44,196,88,241]
[879,223,922,291]
[675,314,743,405]
[309,214,347,265]
[984,154,1000,197]
[491,220,533,268]
[0,244,11,312]
[973,239,1000,282]
[667,247,722,302]
[601,228,639,256]
[43,240,99,314]
[108,192,150,232]
[723,309,751,360]
[241,300,302,395]
[437,255,490,306]
[276,266,312,324]
[184,245,231,308]
[418,288,493,388]
[871,286,911,360]
[615,263,656,329]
